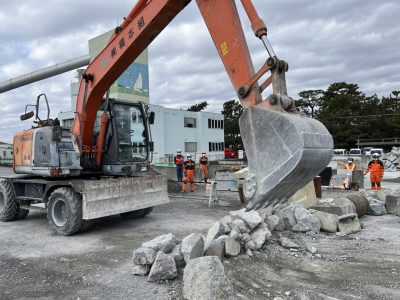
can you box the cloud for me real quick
[0,0,399,143]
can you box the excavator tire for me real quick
[120,207,153,219]
[47,187,82,236]
[0,179,19,222]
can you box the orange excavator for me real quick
[0,0,332,235]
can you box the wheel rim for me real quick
[0,193,4,213]
[51,197,67,227]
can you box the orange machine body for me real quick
[13,129,35,170]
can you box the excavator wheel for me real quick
[0,179,19,222]
[120,207,153,220]
[47,187,82,236]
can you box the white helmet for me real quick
[187,154,192,159]
[373,153,379,158]
[177,149,181,153]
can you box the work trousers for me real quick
[176,165,183,181]
[182,171,195,192]
[370,173,382,190]
[200,164,208,182]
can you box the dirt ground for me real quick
[1,167,400,300]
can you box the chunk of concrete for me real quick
[132,247,157,265]
[230,218,249,234]
[131,264,150,276]
[367,200,387,216]
[141,233,178,254]
[288,180,317,208]
[375,190,389,203]
[265,215,285,231]
[148,252,177,282]
[204,221,225,250]
[225,237,241,257]
[333,197,357,215]
[181,233,205,264]
[386,193,400,216]
[292,206,321,233]
[273,205,297,230]
[250,227,272,250]
[171,243,185,268]
[220,215,233,234]
[311,210,338,233]
[279,236,299,249]
[309,204,344,216]
[205,238,225,259]
[183,256,234,300]
[338,213,361,235]
[229,208,262,230]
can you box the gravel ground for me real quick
[1,167,400,299]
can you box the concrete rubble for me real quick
[381,146,400,171]
[129,183,400,296]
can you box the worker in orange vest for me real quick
[344,157,358,171]
[174,149,184,181]
[364,153,384,190]
[182,154,196,192]
[199,152,209,183]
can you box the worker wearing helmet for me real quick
[199,152,209,183]
[174,149,184,182]
[364,153,384,190]
[344,157,357,171]
[182,154,196,192]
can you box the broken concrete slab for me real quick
[132,247,157,265]
[309,204,344,216]
[368,200,387,216]
[279,236,299,249]
[183,256,234,300]
[141,233,178,254]
[386,191,400,216]
[292,206,321,233]
[375,190,389,203]
[205,238,225,259]
[148,251,177,282]
[265,215,285,231]
[225,237,241,257]
[230,218,249,234]
[220,215,233,234]
[288,180,317,208]
[250,227,271,250]
[338,213,361,235]
[204,221,225,250]
[131,264,150,276]
[229,208,262,230]
[273,205,297,230]
[311,210,338,233]
[181,233,205,264]
[171,243,185,269]
[307,245,318,254]
[333,197,357,215]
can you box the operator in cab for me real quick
[182,154,196,193]
[364,153,384,190]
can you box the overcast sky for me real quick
[0,0,399,142]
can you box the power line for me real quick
[334,113,400,119]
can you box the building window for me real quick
[185,142,197,153]
[208,118,223,129]
[208,119,211,128]
[184,117,197,128]
[208,142,224,152]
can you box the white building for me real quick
[0,142,13,165]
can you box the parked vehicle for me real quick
[349,148,362,155]
[333,149,348,156]
[362,147,372,155]
[224,148,237,159]
[370,148,384,156]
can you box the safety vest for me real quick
[199,156,208,165]
[174,155,184,165]
[345,163,356,171]
[184,160,196,171]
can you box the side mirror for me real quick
[20,111,34,121]
[149,111,155,125]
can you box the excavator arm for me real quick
[72,0,333,210]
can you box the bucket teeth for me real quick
[240,106,333,211]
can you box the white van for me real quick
[333,149,347,156]
[349,148,362,156]
[370,148,384,156]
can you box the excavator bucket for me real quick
[240,106,333,211]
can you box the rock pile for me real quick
[382,147,400,171]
